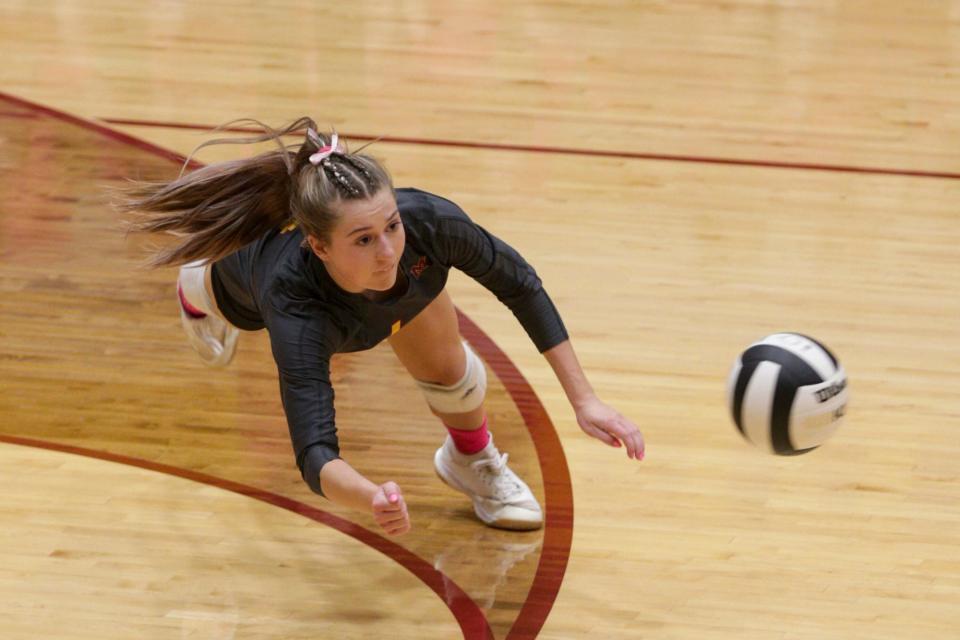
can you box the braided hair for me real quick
[120,118,394,266]
[289,127,392,244]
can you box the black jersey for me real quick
[210,188,568,495]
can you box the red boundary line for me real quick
[0,91,574,639]
[0,94,202,170]
[100,116,960,181]
[0,434,492,640]
[458,313,573,640]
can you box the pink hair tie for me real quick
[308,131,339,165]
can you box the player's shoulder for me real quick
[396,187,469,223]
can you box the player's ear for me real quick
[306,234,330,260]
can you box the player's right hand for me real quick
[372,481,410,536]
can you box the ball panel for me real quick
[740,361,781,452]
[726,360,746,436]
[771,366,820,454]
[789,368,848,450]
[759,333,837,380]
[740,344,825,386]
[727,361,760,437]
[790,333,839,368]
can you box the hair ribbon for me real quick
[308,130,339,165]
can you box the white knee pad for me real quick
[178,260,217,316]
[416,342,487,414]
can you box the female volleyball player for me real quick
[123,118,644,537]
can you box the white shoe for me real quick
[434,434,543,531]
[178,285,239,367]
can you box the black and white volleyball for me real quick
[726,333,848,455]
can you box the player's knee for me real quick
[415,341,487,414]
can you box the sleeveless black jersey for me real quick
[210,188,568,495]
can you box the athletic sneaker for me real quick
[434,434,543,531]
[178,284,239,367]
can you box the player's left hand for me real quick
[574,397,645,461]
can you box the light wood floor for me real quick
[2,2,959,639]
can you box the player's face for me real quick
[307,189,405,293]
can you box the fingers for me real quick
[377,511,410,536]
[381,481,402,504]
[378,513,410,536]
[383,522,410,536]
[374,482,410,536]
[619,418,645,461]
[581,422,620,448]
[377,497,404,514]
[378,512,408,526]
[377,483,404,511]
[606,416,644,461]
[581,414,646,461]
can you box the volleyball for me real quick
[726,333,848,455]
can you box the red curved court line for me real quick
[458,313,573,640]
[0,434,492,640]
[100,116,960,181]
[0,94,202,171]
[0,91,575,639]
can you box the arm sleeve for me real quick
[267,307,343,496]
[435,207,569,352]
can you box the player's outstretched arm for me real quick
[542,340,645,461]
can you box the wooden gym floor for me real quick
[1,2,958,638]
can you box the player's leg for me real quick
[387,289,484,430]
[177,260,239,367]
[388,290,542,530]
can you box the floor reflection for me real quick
[435,528,542,612]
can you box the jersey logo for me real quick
[410,256,430,279]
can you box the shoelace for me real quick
[470,453,523,497]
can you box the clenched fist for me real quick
[372,481,410,536]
